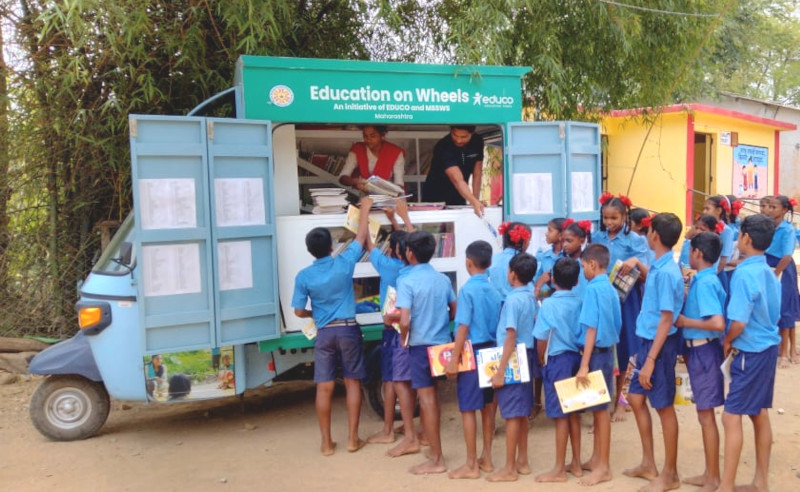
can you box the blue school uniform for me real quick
[593,230,650,369]
[390,265,414,383]
[579,275,622,410]
[557,251,588,297]
[682,266,726,410]
[679,239,690,268]
[533,290,582,418]
[535,247,559,296]
[725,255,780,415]
[765,220,800,328]
[489,247,517,299]
[292,241,365,383]
[369,249,405,382]
[456,273,502,412]
[495,284,536,419]
[396,263,456,389]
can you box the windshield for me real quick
[93,212,136,274]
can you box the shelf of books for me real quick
[276,207,503,333]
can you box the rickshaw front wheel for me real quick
[30,375,110,441]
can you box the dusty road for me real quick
[1,368,799,491]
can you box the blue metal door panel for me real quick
[129,115,216,354]
[207,118,280,344]
[564,122,602,222]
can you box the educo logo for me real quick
[269,85,294,107]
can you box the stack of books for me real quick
[309,188,348,214]
[364,176,405,197]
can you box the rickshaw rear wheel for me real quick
[30,375,110,441]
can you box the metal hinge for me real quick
[129,118,137,138]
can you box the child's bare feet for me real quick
[683,473,720,490]
[448,463,481,479]
[579,466,612,486]
[638,472,680,492]
[791,354,800,364]
[320,441,337,456]
[366,428,395,444]
[622,463,659,481]
[582,456,599,471]
[347,439,366,453]
[778,356,790,369]
[487,467,518,482]
[478,456,494,473]
[516,460,531,475]
[387,436,420,457]
[612,404,629,422]
[409,458,447,475]
[567,460,584,477]
[535,466,568,482]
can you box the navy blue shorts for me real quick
[381,328,397,382]
[587,349,614,412]
[313,324,365,383]
[543,351,581,418]
[391,333,411,382]
[497,381,533,419]
[457,341,494,412]
[628,334,679,409]
[725,345,779,416]
[409,345,443,389]
[528,344,542,380]
[685,339,725,410]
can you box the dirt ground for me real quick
[1,366,799,492]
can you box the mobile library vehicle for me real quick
[27,56,601,440]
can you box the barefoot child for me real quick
[703,195,743,293]
[765,195,800,368]
[533,257,584,483]
[576,244,622,486]
[397,231,457,474]
[674,232,727,491]
[446,240,503,479]
[291,197,372,456]
[487,253,538,482]
[624,212,684,491]
[718,213,780,492]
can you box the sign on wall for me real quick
[732,144,768,199]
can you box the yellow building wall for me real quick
[602,113,689,220]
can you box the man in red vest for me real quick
[339,125,406,192]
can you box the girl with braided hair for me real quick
[488,221,532,300]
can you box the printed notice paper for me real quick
[570,172,594,212]
[217,241,253,291]
[512,173,553,215]
[142,243,202,297]
[214,178,266,227]
[139,178,197,230]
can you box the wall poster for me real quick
[732,144,768,199]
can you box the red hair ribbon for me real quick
[790,198,798,208]
[562,218,575,231]
[509,224,531,244]
[577,220,593,235]
[731,200,744,215]
[618,194,632,208]
[715,222,725,234]
[598,192,614,206]
[640,216,652,228]
[498,222,510,236]
[720,197,731,213]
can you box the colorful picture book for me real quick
[343,204,381,243]
[608,259,641,302]
[476,343,530,388]
[553,369,611,413]
[427,340,477,377]
[382,285,400,333]
[364,175,405,197]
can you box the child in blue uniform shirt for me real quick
[489,221,531,299]
[560,219,591,296]
[486,253,537,483]
[575,244,622,487]
[624,212,684,491]
[765,195,800,367]
[533,257,584,483]
[534,217,565,299]
[396,231,456,475]
[446,240,502,479]
[718,214,780,492]
[291,198,372,456]
[674,232,727,490]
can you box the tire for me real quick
[29,375,110,441]
[364,348,419,420]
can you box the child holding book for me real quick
[674,231,726,491]
[718,213,780,492]
[576,244,622,486]
[396,231,457,474]
[445,240,503,479]
[291,197,373,456]
[486,252,538,483]
[534,217,565,299]
[532,257,584,483]
[623,212,684,491]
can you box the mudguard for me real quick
[28,331,103,382]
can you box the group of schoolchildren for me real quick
[292,191,797,491]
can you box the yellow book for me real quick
[344,204,380,243]
[553,370,611,413]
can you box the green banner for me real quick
[236,56,530,124]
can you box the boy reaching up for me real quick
[717,214,780,492]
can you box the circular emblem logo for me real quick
[269,85,294,107]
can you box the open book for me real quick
[364,175,405,197]
[608,259,641,302]
[343,205,381,243]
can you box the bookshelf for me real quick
[277,207,503,333]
